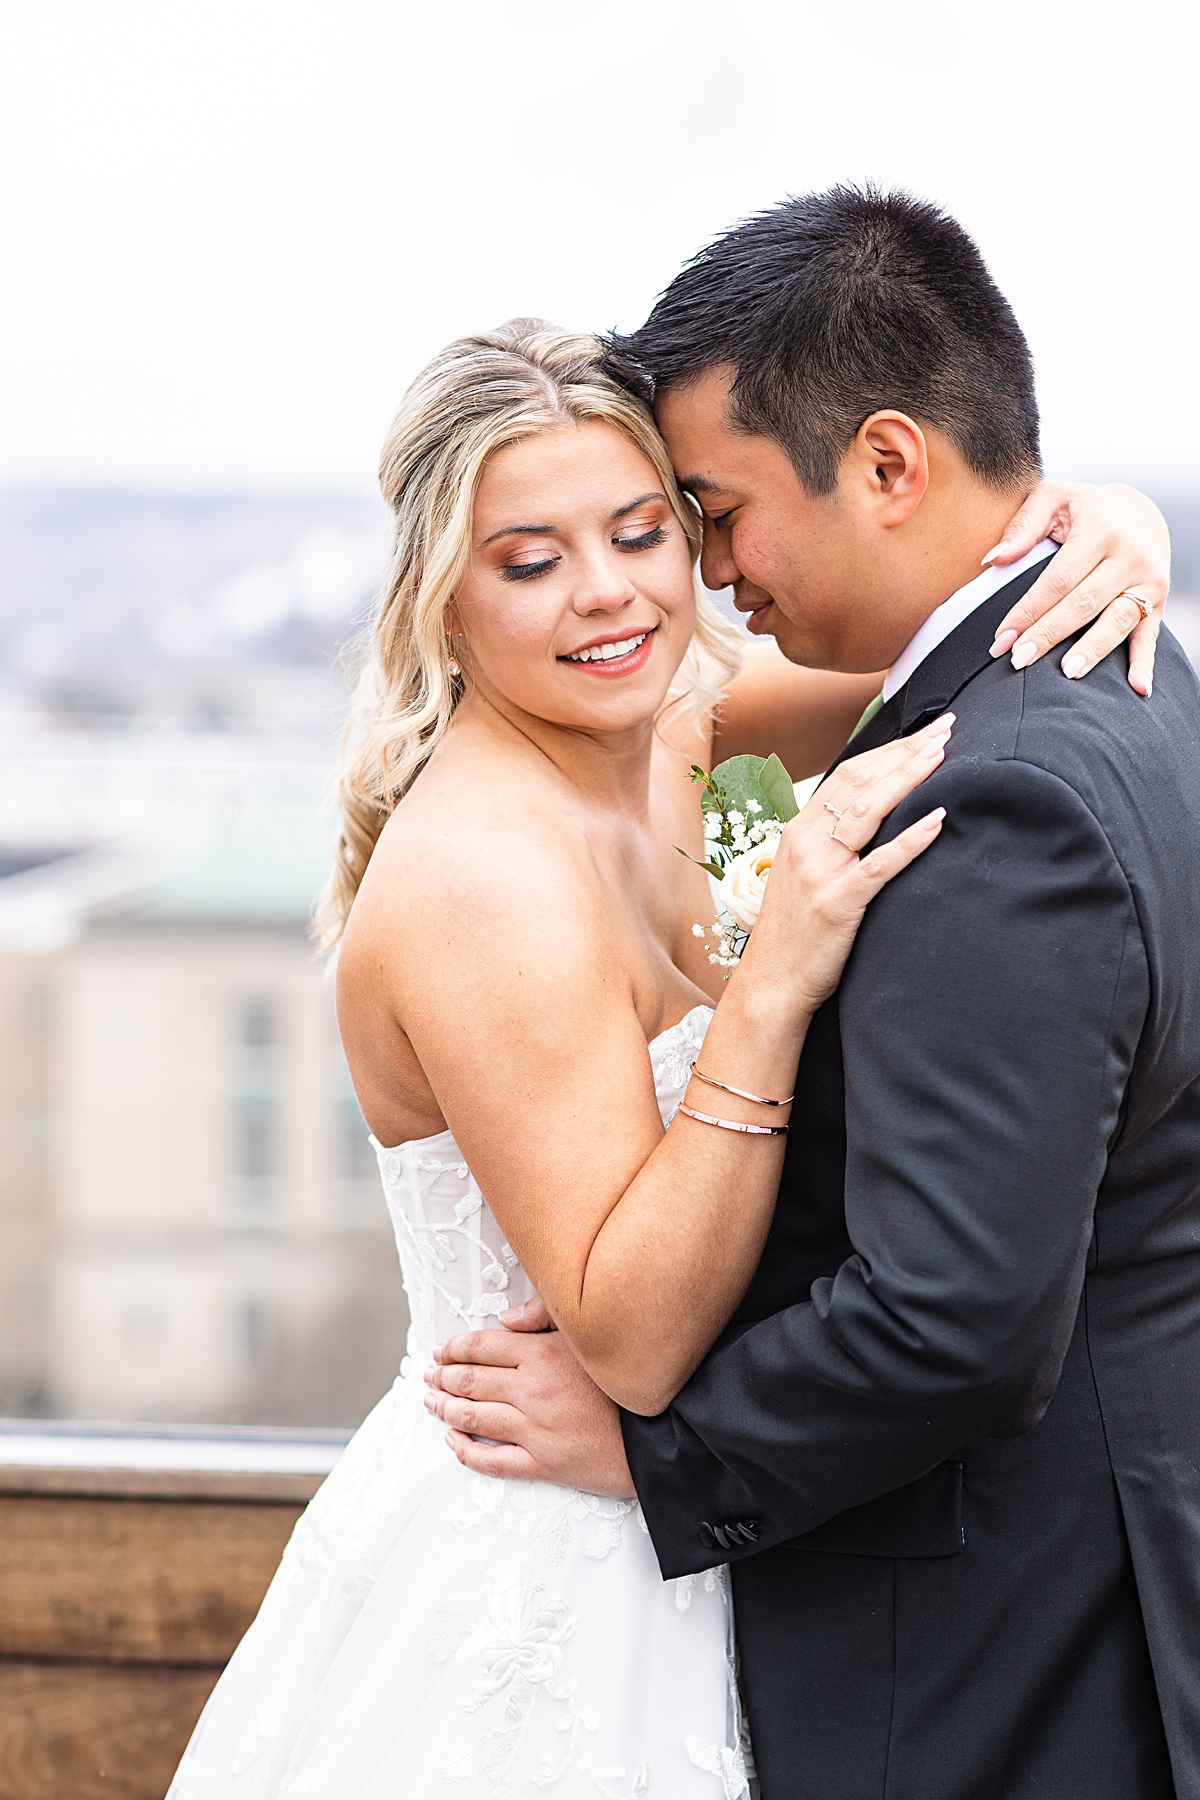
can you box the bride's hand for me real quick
[739,715,953,1017]
[987,481,1169,696]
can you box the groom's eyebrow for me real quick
[677,474,722,497]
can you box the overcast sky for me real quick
[2,0,1197,498]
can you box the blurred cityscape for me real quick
[0,488,1197,1430]
[0,489,405,1429]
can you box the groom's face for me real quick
[656,366,905,673]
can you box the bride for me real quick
[168,321,1167,1799]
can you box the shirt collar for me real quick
[881,538,1059,703]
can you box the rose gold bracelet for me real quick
[690,1064,795,1108]
[678,1103,788,1136]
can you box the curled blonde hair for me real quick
[314,318,743,950]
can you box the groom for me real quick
[433,190,1200,1797]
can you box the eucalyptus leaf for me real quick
[707,754,770,818]
[758,752,799,821]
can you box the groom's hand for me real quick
[425,1325,635,1498]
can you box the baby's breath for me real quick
[682,753,796,973]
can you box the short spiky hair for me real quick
[606,186,1041,496]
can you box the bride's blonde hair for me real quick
[314,318,743,951]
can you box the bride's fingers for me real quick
[812,716,953,852]
[1055,586,1162,690]
[983,477,1071,569]
[849,807,946,886]
[445,1429,541,1481]
[990,537,1103,662]
[1127,612,1159,699]
[992,524,1167,691]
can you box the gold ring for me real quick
[823,803,844,820]
[1120,589,1152,622]
[829,825,855,852]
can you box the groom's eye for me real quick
[710,510,734,531]
[615,525,668,552]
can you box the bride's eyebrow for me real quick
[611,491,667,518]
[479,522,556,548]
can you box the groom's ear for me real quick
[848,411,929,528]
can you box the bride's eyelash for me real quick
[500,558,557,582]
[616,525,668,552]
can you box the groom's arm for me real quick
[621,753,1149,1578]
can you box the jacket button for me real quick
[713,1524,733,1551]
[739,1519,760,1543]
[700,1521,717,1549]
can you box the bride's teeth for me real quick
[567,633,647,664]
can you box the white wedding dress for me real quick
[168,1002,752,1800]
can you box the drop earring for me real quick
[446,632,461,678]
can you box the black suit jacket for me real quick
[623,563,1200,1799]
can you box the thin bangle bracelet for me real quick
[690,1064,795,1108]
[678,1103,788,1136]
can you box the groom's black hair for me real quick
[604,186,1041,496]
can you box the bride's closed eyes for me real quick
[498,521,671,582]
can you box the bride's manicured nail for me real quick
[981,542,1006,566]
[1061,651,1087,680]
[922,712,955,734]
[921,807,947,828]
[990,628,1019,657]
[1010,640,1038,670]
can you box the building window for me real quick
[232,1092,277,1180]
[232,1296,275,1373]
[237,996,278,1052]
[229,995,283,1222]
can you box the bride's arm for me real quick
[712,479,1171,779]
[384,723,949,1416]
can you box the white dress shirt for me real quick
[881,539,1058,702]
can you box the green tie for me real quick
[849,691,885,742]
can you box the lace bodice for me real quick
[373,1004,713,1361]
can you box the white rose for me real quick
[715,829,782,932]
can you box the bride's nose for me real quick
[569,547,639,616]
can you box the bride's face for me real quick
[450,420,696,734]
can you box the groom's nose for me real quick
[699,520,741,591]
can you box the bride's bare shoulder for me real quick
[340,761,605,1008]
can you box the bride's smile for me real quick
[559,624,656,674]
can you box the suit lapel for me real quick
[828,555,1056,774]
